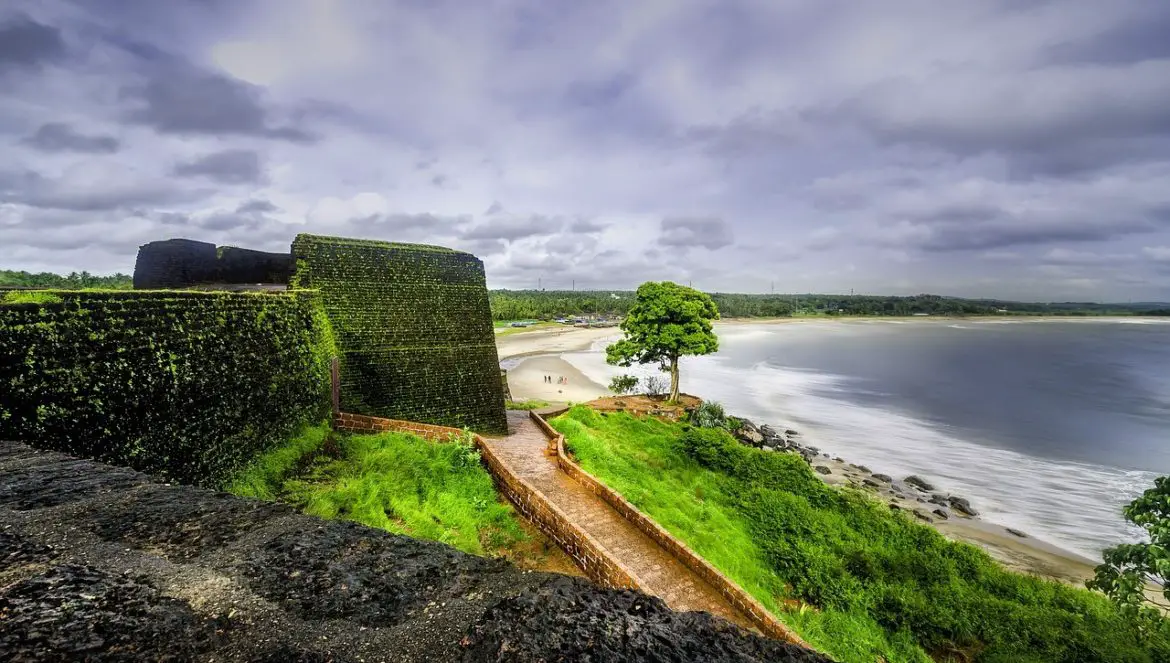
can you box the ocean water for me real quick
[560,319,1170,561]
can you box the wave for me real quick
[561,344,1155,560]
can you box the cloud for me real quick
[119,64,315,142]
[20,123,120,153]
[658,217,733,250]
[1142,246,1170,262]
[461,215,564,241]
[236,198,278,214]
[173,149,265,185]
[0,14,65,71]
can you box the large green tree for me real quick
[605,281,720,402]
[1089,476,1170,635]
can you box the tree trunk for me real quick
[669,355,680,403]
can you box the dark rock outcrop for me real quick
[904,476,935,492]
[0,442,831,663]
[948,496,979,517]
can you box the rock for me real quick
[761,445,775,452]
[856,465,872,474]
[814,466,832,475]
[888,503,901,511]
[932,508,949,520]
[928,494,949,506]
[1006,528,1028,538]
[862,479,883,489]
[913,509,934,523]
[872,473,892,483]
[833,457,844,463]
[785,429,800,437]
[821,453,830,458]
[760,425,778,439]
[948,496,978,516]
[904,475,935,492]
[733,419,766,446]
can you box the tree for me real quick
[605,281,720,402]
[609,374,640,395]
[1088,476,1170,635]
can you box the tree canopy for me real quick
[605,281,720,402]
[1089,476,1170,635]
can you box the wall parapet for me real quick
[332,411,643,590]
[534,408,808,646]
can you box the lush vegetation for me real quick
[0,290,335,486]
[0,269,132,290]
[490,289,1170,320]
[292,234,507,433]
[1090,476,1170,632]
[504,399,551,410]
[606,281,720,402]
[228,424,529,557]
[550,406,1170,663]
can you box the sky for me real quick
[2,0,1170,301]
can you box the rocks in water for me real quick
[928,494,949,506]
[871,474,892,483]
[759,425,778,439]
[862,479,883,489]
[1006,528,1028,538]
[904,475,935,492]
[814,466,832,475]
[948,496,978,517]
[932,508,950,520]
[785,429,800,437]
[856,465,872,474]
[833,457,844,463]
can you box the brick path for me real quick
[484,411,754,629]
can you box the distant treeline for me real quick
[0,270,132,290]
[489,290,1170,320]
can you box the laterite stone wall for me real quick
[292,234,507,433]
[0,290,335,486]
[134,239,292,289]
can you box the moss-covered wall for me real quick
[291,234,507,433]
[0,290,335,486]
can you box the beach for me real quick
[496,321,1107,587]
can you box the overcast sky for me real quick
[2,0,1170,300]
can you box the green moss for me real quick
[505,399,551,410]
[0,289,334,486]
[292,234,506,433]
[551,407,1169,663]
[2,291,64,305]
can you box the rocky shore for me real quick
[725,416,1102,585]
[0,440,831,663]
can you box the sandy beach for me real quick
[495,322,1106,587]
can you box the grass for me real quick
[549,406,1170,663]
[505,399,551,410]
[226,423,528,556]
[494,321,563,336]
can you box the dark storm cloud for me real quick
[236,199,279,214]
[0,168,206,212]
[120,66,315,142]
[21,123,120,154]
[0,14,65,70]
[883,212,1157,253]
[569,218,608,234]
[658,217,733,250]
[461,215,564,241]
[1044,7,1170,66]
[173,149,265,184]
[484,201,504,215]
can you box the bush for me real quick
[644,375,668,396]
[609,374,640,395]
[690,400,728,428]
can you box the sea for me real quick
[558,319,1170,561]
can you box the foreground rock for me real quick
[0,442,830,663]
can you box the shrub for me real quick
[644,375,668,396]
[609,374,640,395]
[690,400,728,428]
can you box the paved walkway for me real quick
[484,410,754,629]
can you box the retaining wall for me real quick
[535,409,807,646]
[331,411,640,590]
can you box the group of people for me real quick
[543,375,568,385]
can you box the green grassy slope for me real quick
[549,406,1169,663]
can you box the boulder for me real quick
[932,508,950,520]
[856,465,872,474]
[1006,528,1028,538]
[785,429,800,437]
[948,496,978,517]
[913,509,934,523]
[761,445,775,452]
[814,465,832,475]
[872,473,892,483]
[862,479,883,489]
[904,475,935,492]
[734,419,766,446]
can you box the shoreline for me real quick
[495,323,1105,587]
